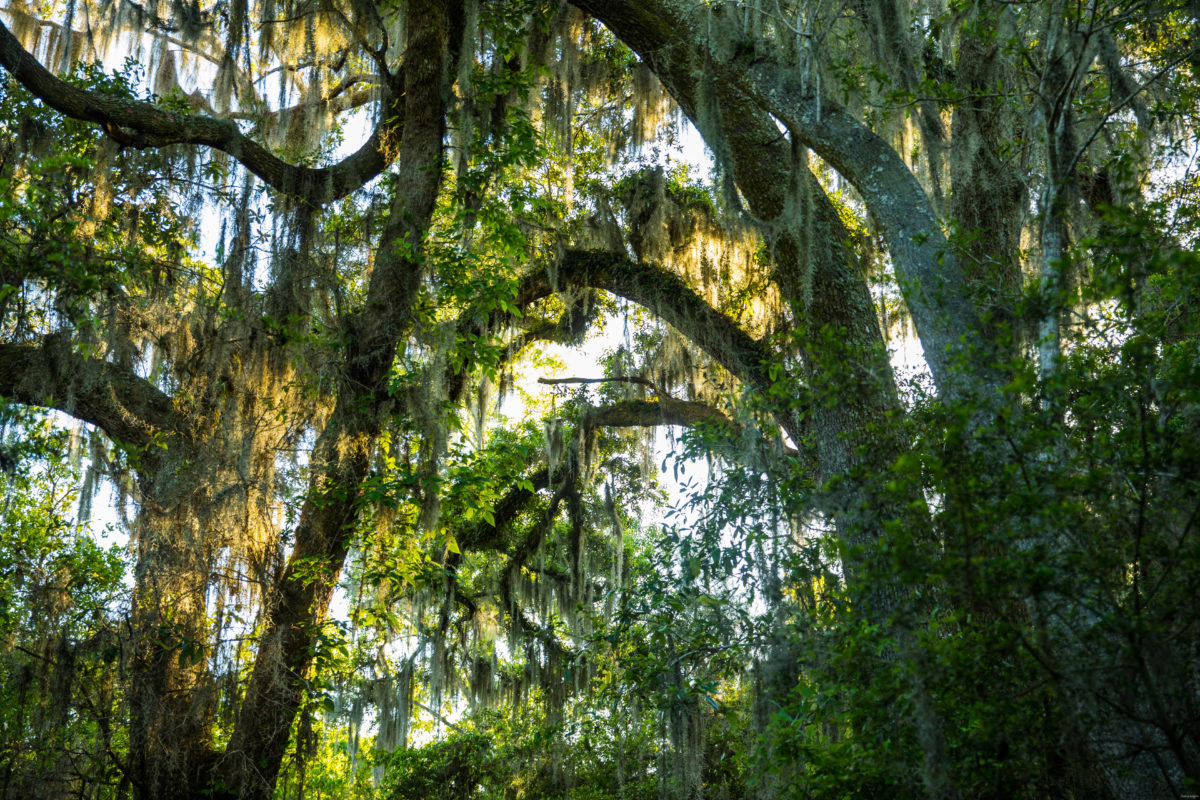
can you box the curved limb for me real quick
[0,18,402,205]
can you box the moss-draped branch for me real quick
[0,17,401,205]
[0,336,185,452]
[521,250,780,402]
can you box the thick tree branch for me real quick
[574,0,995,397]
[0,337,183,450]
[738,66,985,391]
[0,19,399,205]
[498,481,576,660]
[458,467,550,551]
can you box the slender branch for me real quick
[412,701,463,731]
[1066,46,1194,181]
[226,79,377,122]
[538,374,664,396]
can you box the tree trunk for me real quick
[218,3,451,796]
[128,488,220,800]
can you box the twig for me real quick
[538,375,664,396]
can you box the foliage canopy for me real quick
[0,0,1198,798]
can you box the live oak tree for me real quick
[0,0,1198,798]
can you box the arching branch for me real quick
[513,250,808,446]
[521,250,779,403]
[0,19,400,205]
